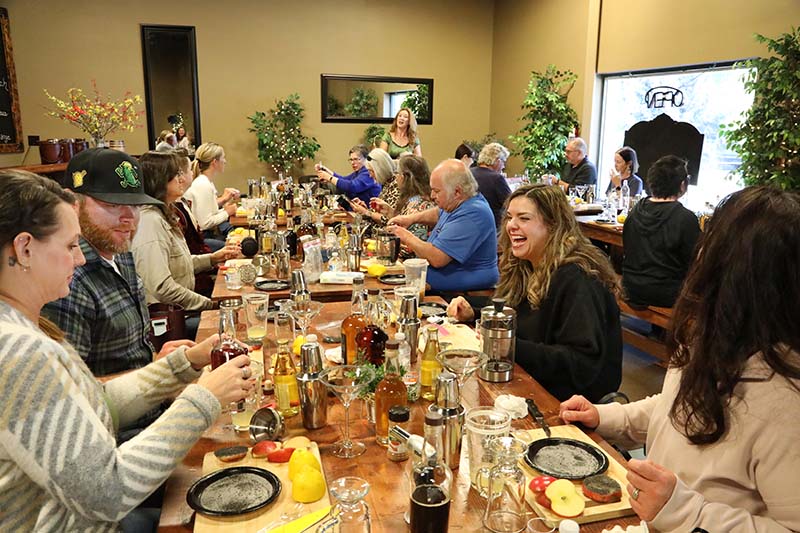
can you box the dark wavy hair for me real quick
[616,146,639,174]
[396,155,431,210]
[139,151,183,229]
[669,186,800,445]
[646,155,688,198]
[454,143,475,161]
[495,184,620,308]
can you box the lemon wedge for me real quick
[292,335,306,355]
[367,264,387,277]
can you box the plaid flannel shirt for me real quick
[42,238,155,376]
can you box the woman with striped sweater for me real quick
[0,170,254,531]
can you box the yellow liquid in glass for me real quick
[247,325,267,340]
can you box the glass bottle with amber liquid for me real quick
[375,340,408,447]
[283,184,294,212]
[296,209,316,263]
[420,325,442,401]
[272,338,300,417]
[356,289,390,365]
[284,215,299,259]
[210,306,248,369]
[341,277,368,365]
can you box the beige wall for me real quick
[2,0,495,190]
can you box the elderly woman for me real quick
[448,183,622,401]
[561,186,800,531]
[606,146,644,196]
[315,144,381,205]
[132,152,238,318]
[0,170,253,531]
[350,148,399,226]
[380,107,422,158]
[472,142,512,228]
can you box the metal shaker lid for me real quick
[299,340,323,374]
[480,297,516,328]
[399,294,418,319]
[290,270,308,291]
[433,371,460,410]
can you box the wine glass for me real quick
[574,184,589,202]
[319,365,375,458]
[436,349,488,390]
[286,300,324,338]
[316,476,371,532]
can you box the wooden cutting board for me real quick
[194,442,330,532]
[517,424,635,526]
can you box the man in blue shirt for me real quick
[316,144,381,205]
[388,159,499,291]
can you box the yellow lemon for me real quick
[292,335,306,355]
[617,214,627,224]
[367,264,387,277]
[278,208,286,217]
[292,465,326,503]
[288,448,321,481]
[574,198,584,204]
[366,241,377,252]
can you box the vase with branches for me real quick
[248,93,320,176]
[509,65,579,177]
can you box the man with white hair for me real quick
[472,142,512,228]
[388,159,499,291]
[558,137,597,187]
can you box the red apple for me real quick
[251,440,280,458]
[535,491,552,509]
[267,447,295,463]
[544,479,585,518]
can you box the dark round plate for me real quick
[378,273,406,285]
[524,437,609,480]
[419,302,447,318]
[186,466,281,517]
[255,279,290,292]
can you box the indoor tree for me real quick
[721,28,800,190]
[363,124,385,148]
[345,87,378,118]
[248,93,320,176]
[509,64,579,177]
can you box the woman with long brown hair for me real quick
[379,107,422,158]
[561,186,800,531]
[448,183,622,401]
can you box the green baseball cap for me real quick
[61,148,162,205]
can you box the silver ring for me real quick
[242,366,252,379]
[631,487,640,501]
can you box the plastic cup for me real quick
[243,293,269,343]
[403,258,429,300]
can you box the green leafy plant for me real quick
[720,29,800,190]
[401,84,430,120]
[327,95,345,117]
[463,133,507,158]
[248,93,320,176]
[363,124,386,148]
[509,65,579,177]
[345,87,378,118]
[348,362,406,399]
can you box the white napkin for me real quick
[602,521,649,533]
[494,394,528,419]
[324,346,343,364]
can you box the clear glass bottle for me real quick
[420,325,442,401]
[408,411,452,533]
[284,216,298,259]
[374,341,408,447]
[210,306,248,369]
[273,338,300,417]
[328,251,344,272]
[341,277,368,366]
[620,179,631,215]
[356,289,390,366]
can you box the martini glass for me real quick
[319,365,375,458]
[286,300,324,338]
[316,477,371,532]
[436,349,488,390]
[574,184,589,202]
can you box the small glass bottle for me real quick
[375,341,408,446]
[408,411,452,533]
[210,306,248,369]
[420,325,442,401]
[355,289,390,366]
[273,338,300,417]
[341,277,368,366]
[387,405,411,462]
[328,251,344,272]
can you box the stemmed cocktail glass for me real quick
[574,184,589,202]
[316,477,371,532]
[436,349,488,390]
[286,300,324,338]
[319,365,375,458]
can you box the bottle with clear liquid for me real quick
[620,179,631,215]
[408,411,452,533]
[375,340,408,447]
[395,332,411,369]
[355,289,390,366]
[420,325,442,401]
[341,277,368,365]
[273,338,300,417]
[328,251,344,272]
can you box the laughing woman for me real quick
[448,183,622,401]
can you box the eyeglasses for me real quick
[348,158,362,163]
[565,149,578,154]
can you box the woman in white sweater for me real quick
[0,170,254,532]
[183,142,239,249]
[561,186,800,532]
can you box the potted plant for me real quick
[349,361,408,423]
[401,84,430,119]
[363,124,386,148]
[248,93,321,176]
[509,65,580,177]
[720,29,800,190]
[44,80,143,148]
[345,87,378,118]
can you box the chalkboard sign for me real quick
[0,8,23,153]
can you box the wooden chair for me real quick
[617,298,673,365]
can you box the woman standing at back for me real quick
[380,108,422,158]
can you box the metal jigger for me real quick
[428,371,464,470]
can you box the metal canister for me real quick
[428,371,464,470]
[296,339,327,430]
[477,298,517,383]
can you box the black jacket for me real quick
[561,157,597,186]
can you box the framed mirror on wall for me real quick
[140,25,201,151]
[321,74,433,124]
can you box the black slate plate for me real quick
[419,302,447,318]
[524,437,609,480]
[187,466,281,517]
[255,279,290,292]
[378,273,406,285]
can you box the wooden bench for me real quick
[617,298,673,365]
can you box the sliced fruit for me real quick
[288,447,321,480]
[535,491,552,509]
[292,465,326,503]
[617,214,627,224]
[545,479,585,518]
[367,264,387,277]
[251,440,280,458]
[214,446,248,463]
[529,475,557,493]
[284,436,312,449]
[292,336,306,356]
[278,208,286,217]
[582,474,622,503]
[267,447,295,463]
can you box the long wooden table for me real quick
[230,209,353,228]
[576,215,623,248]
[157,300,642,532]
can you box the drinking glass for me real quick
[242,293,270,344]
[403,258,429,300]
[286,300,324,338]
[436,349,488,390]
[464,408,512,497]
[482,437,529,533]
[574,184,588,202]
[224,268,242,290]
[526,518,555,533]
[319,365,375,459]
[316,476,371,533]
